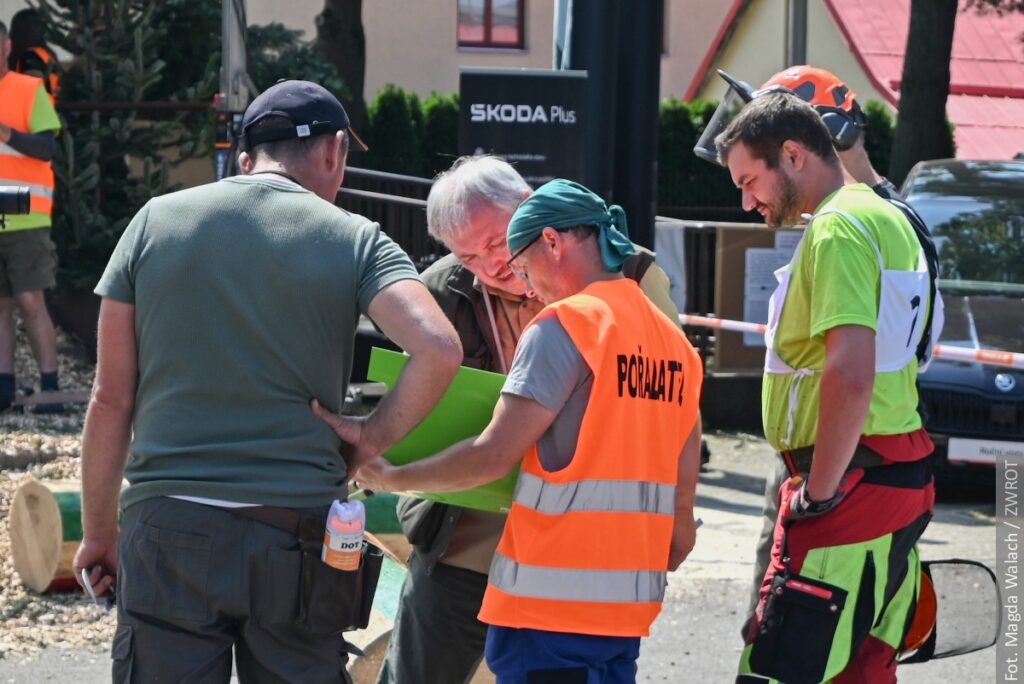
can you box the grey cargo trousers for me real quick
[113,497,354,683]
[377,553,489,684]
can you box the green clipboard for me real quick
[366,347,518,513]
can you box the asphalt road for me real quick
[0,432,999,683]
[637,432,998,682]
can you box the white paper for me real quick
[774,230,803,251]
[743,248,791,346]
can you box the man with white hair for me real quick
[376,156,681,683]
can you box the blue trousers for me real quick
[485,626,640,684]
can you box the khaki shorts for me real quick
[0,228,57,298]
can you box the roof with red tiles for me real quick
[824,0,1024,158]
[688,0,1024,159]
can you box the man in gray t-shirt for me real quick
[503,317,591,472]
[72,81,461,683]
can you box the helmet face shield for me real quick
[693,83,750,167]
[693,70,780,167]
[692,66,867,165]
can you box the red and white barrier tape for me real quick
[679,314,1024,371]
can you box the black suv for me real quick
[902,159,1024,468]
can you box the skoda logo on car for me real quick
[995,373,1017,392]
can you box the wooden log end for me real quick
[8,477,64,593]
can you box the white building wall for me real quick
[363,0,553,98]
[3,0,729,104]
[805,0,891,108]
[693,0,892,109]
[660,0,734,100]
[246,0,322,36]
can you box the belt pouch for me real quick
[749,572,848,684]
[298,541,384,633]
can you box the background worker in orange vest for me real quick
[8,9,60,101]
[0,18,63,413]
[316,179,705,683]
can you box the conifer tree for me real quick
[33,0,214,290]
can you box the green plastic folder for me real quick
[366,347,518,513]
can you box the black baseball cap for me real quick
[241,80,368,152]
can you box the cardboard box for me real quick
[714,224,802,372]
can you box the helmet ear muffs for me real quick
[817,107,861,151]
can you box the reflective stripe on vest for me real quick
[478,279,704,637]
[0,177,53,217]
[0,72,56,218]
[0,143,25,158]
[0,179,53,200]
[490,551,667,603]
[514,471,675,516]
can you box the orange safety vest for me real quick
[17,47,60,101]
[478,278,704,637]
[0,71,55,218]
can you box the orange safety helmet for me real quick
[760,65,867,151]
[693,66,869,165]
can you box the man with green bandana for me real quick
[317,178,704,683]
[374,156,682,684]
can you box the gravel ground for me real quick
[0,325,107,663]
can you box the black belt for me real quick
[782,447,934,489]
[230,505,329,549]
[781,444,885,476]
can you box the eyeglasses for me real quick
[505,233,542,280]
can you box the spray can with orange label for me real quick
[322,499,365,571]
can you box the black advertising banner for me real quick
[459,67,586,187]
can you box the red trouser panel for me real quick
[750,460,934,682]
[832,634,898,684]
[761,473,937,610]
[756,470,934,611]
[784,477,934,574]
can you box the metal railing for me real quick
[337,167,442,267]
[680,224,717,316]
[337,168,755,316]
[344,167,433,200]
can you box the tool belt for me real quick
[781,444,885,477]
[230,504,328,548]
[231,504,383,633]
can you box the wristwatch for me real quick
[800,485,839,514]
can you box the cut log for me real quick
[12,390,91,407]
[8,477,83,593]
[7,481,410,597]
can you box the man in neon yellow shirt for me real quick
[0,19,62,412]
[717,93,935,683]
